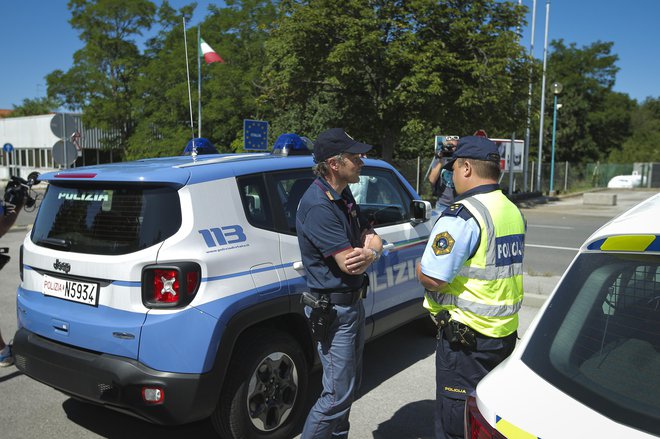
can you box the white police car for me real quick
[466,192,660,438]
[13,142,436,438]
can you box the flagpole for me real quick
[197,25,202,138]
[182,17,195,147]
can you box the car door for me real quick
[349,165,432,336]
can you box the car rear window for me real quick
[522,252,660,436]
[31,183,181,255]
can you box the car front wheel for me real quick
[212,328,309,439]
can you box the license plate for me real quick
[43,274,99,307]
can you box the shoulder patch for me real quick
[432,231,455,256]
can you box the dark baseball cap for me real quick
[442,135,500,170]
[313,128,373,163]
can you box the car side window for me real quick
[349,167,412,227]
[264,169,315,234]
[237,174,274,231]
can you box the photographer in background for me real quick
[428,136,459,211]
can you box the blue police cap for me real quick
[442,136,500,170]
[313,128,372,163]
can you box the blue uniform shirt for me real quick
[296,177,368,291]
[420,184,500,283]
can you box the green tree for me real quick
[609,97,660,163]
[540,40,634,163]
[263,0,529,161]
[46,0,157,156]
[126,0,279,158]
[6,97,62,117]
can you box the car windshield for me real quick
[31,183,181,255]
[522,252,660,437]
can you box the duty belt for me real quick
[310,285,365,306]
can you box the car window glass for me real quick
[349,167,411,227]
[522,253,660,436]
[31,184,181,255]
[265,170,315,234]
[237,175,274,230]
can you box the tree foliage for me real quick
[47,0,156,155]
[34,0,654,167]
[126,0,279,159]
[609,97,660,162]
[540,40,634,163]
[7,97,62,117]
[263,0,529,161]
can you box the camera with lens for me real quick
[435,135,459,159]
[3,172,40,214]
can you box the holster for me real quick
[308,301,337,343]
[433,310,477,348]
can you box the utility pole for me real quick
[536,0,551,193]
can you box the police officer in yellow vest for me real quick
[416,136,525,439]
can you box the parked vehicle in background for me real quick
[12,143,436,439]
[466,193,660,439]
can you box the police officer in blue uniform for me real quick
[296,128,383,439]
[416,136,525,439]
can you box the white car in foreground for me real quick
[467,192,660,439]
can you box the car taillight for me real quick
[465,395,506,439]
[142,262,201,308]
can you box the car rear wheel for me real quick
[212,328,308,439]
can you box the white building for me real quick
[0,113,116,180]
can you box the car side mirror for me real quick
[410,200,432,224]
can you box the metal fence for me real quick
[391,157,656,203]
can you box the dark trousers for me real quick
[435,329,517,439]
[302,300,366,439]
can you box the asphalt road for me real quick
[0,188,657,439]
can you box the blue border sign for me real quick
[243,119,269,151]
[3,143,13,153]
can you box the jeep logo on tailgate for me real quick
[53,259,71,274]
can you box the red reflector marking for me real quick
[186,271,199,295]
[55,173,97,178]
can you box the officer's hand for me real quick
[344,247,370,275]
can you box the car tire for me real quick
[212,328,309,439]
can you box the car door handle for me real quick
[293,261,305,271]
[382,243,395,255]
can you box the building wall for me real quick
[0,113,113,180]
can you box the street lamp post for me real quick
[549,81,563,195]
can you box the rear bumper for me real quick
[12,328,219,425]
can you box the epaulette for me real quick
[441,203,473,221]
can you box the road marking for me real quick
[526,243,579,251]
[528,224,573,230]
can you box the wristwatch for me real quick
[370,248,380,261]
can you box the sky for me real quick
[1,0,659,110]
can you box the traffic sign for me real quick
[243,119,269,151]
[52,140,78,166]
[50,113,77,139]
[2,143,13,153]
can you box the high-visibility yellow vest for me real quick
[424,189,525,337]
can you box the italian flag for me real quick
[199,38,224,64]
